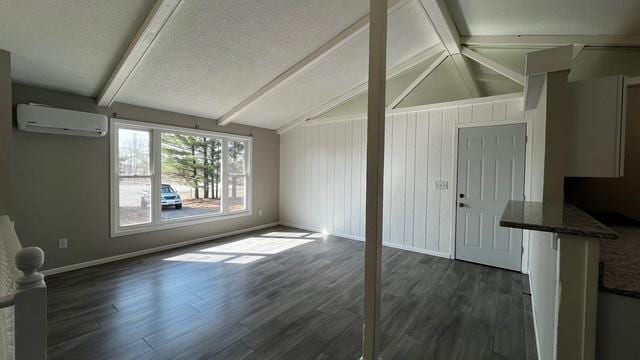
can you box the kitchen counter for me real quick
[500,200,618,239]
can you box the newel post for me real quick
[14,247,47,360]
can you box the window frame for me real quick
[110,118,252,237]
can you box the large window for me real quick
[111,119,251,236]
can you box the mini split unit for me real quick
[17,103,108,137]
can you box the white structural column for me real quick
[97,0,181,107]
[362,0,387,358]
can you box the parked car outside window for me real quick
[141,184,182,209]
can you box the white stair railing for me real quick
[0,216,47,360]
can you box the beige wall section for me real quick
[11,84,279,270]
[566,86,640,221]
[0,50,12,217]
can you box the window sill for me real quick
[111,210,252,238]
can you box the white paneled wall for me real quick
[280,94,536,259]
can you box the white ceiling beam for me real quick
[461,47,525,85]
[417,0,460,54]
[451,54,481,97]
[389,51,447,108]
[461,35,640,48]
[97,0,181,107]
[218,0,413,126]
[387,43,445,78]
[277,44,445,134]
[417,0,480,97]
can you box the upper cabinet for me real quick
[566,75,627,178]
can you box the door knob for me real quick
[459,193,465,198]
[459,202,465,208]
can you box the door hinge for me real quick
[525,135,528,143]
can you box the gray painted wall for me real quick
[0,50,12,217]
[11,84,279,270]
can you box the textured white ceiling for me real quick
[0,0,155,96]
[447,0,640,36]
[233,0,441,129]
[116,0,370,120]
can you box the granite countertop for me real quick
[500,200,618,239]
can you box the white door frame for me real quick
[450,118,534,273]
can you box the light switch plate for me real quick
[435,181,448,190]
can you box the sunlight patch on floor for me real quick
[164,253,234,263]
[199,237,314,255]
[262,231,309,238]
[224,255,265,264]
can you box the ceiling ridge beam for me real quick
[218,0,414,126]
[97,0,182,107]
[276,44,445,134]
[461,35,640,48]
[388,51,447,108]
[417,0,460,54]
[461,47,525,85]
[418,0,480,97]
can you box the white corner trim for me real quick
[278,222,451,259]
[43,222,279,276]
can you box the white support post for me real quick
[362,0,387,358]
[14,247,47,360]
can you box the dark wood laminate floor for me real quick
[46,226,537,360]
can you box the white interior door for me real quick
[455,124,526,271]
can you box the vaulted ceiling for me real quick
[1,0,639,132]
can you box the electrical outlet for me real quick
[58,238,68,249]
[258,209,263,216]
[435,181,448,190]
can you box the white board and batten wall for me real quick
[280,93,543,272]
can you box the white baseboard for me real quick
[528,271,543,360]
[43,222,280,276]
[279,221,451,259]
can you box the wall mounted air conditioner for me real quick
[17,103,108,137]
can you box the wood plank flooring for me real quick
[46,226,537,360]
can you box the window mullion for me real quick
[221,138,229,214]
[152,129,162,224]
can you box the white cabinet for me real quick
[566,75,627,178]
